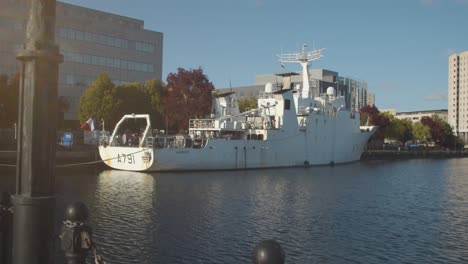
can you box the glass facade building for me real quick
[0,0,163,121]
[338,77,368,111]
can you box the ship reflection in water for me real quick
[90,170,157,263]
[2,159,468,263]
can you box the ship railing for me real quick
[298,106,337,117]
[152,136,183,148]
[146,137,154,148]
[145,136,207,149]
[189,119,215,129]
[99,135,109,146]
[258,92,275,99]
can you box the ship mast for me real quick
[277,44,324,98]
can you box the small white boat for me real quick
[99,46,377,171]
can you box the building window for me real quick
[62,51,154,73]
[57,27,156,53]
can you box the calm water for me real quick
[1,159,468,263]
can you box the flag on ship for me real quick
[80,117,95,132]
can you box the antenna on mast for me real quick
[277,44,325,98]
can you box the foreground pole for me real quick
[12,0,62,263]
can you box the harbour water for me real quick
[1,159,468,263]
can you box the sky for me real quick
[60,0,468,111]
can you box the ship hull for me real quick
[99,118,376,172]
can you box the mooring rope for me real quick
[0,147,151,168]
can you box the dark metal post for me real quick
[252,239,285,264]
[12,0,62,263]
[59,202,94,264]
[0,192,14,264]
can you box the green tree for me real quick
[398,118,414,143]
[78,73,118,127]
[412,122,431,143]
[381,113,413,143]
[113,82,153,119]
[143,79,165,129]
[238,97,257,113]
[109,82,154,133]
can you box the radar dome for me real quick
[326,86,336,96]
[265,82,273,93]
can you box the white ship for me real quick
[98,46,377,171]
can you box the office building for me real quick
[381,109,397,115]
[216,85,265,100]
[448,51,468,141]
[337,76,368,111]
[395,109,448,123]
[367,93,375,107]
[0,0,163,122]
[222,69,369,111]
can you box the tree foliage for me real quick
[114,82,150,118]
[78,73,118,127]
[78,74,166,129]
[359,105,391,127]
[420,115,457,148]
[1,73,78,130]
[164,67,214,132]
[412,122,431,143]
[359,105,390,145]
[382,112,413,143]
[143,79,165,129]
[238,97,257,113]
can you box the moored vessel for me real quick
[99,46,377,171]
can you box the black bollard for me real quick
[0,192,13,264]
[59,201,94,264]
[252,239,285,264]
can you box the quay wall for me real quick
[0,148,99,166]
[2,149,468,168]
[361,150,468,160]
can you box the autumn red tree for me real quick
[359,105,390,128]
[420,116,457,148]
[164,67,214,132]
[359,105,391,148]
